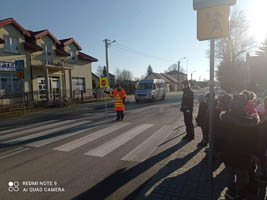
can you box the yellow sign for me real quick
[100,77,109,88]
[197,5,230,41]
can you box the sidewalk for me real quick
[136,125,228,200]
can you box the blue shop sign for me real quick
[0,60,24,71]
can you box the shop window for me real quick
[0,73,22,96]
[72,77,85,92]
[4,35,19,53]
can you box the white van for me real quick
[135,79,166,103]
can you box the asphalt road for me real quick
[0,91,205,200]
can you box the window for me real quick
[43,45,53,64]
[0,73,22,96]
[137,83,153,90]
[68,51,76,61]
[72,77,85,92]
[4,35,19,53]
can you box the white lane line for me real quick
[0,120,58,135]
[0,147,30,160]
[27,125,96,148]
[0,147,24,156]
[0,120,73,141]
[54,122,130,152]
[2,120,91,144]
[84,124,153,157]
[121,125,173,162]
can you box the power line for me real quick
[112,42,175,62]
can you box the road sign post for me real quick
[194,1,234,199]
[99,77,109,120]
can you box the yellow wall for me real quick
[0,24,31,93]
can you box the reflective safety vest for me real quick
[110,89,127,111]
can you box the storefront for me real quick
[0,60,24,97]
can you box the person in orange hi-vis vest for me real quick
[110,83,127,121]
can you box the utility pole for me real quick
[177,61,180,91]
[103,39,116,88]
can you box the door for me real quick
[49,77,60,100]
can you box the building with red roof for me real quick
[0,17,98,104]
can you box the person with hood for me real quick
[241,90,259,119]
[180,80,195,140]
[219,94,259,199]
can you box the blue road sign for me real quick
[193,0,236,10]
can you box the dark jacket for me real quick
[180,88,194,113]
[196,101,208,127]
[256,121,267,158]
[219,110,259,168]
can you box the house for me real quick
[145,73,171,92]
[92,73,99,89]
[0,18,97,104]
[166,70,188,90]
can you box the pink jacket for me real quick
[245,102,258,116]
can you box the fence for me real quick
[0,88,111,113]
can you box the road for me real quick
[0,91,205,200]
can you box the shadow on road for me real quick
[141,153,227,200]
[72,139,191,200]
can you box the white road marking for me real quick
[0,147,30,160]
[0,120,74,141]
[84,124,153,157]
[0,120,58,135]
[121,125,173,162]
[54,122,130,152]
[27,125,96,148]
[2,120,91,144]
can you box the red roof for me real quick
[78,52,98,62]
[0,18,31,37]
[24,41,43,52]
[55,48,70,57]
[60,38,82,50]
[29,29,60,44]
[0,38,4,44]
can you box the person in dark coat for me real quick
[219,94,259,199]
[180,80,195,140]
[196,94,209,147]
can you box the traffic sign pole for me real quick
[208,39,215,200]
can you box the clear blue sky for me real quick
[1,0,266,81]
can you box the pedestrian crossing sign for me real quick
[100,77,109,88]
[197,5,230,41]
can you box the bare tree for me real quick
[256,36,267,56]
[116,68,133,82]
[216,9,255,92]
[165,64,185,73]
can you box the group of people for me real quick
[180,80,267,199]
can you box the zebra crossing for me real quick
[0,119,178,162]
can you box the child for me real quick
[196,94,209,147]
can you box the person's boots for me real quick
[120,112,124,121]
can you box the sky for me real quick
[1,0,267,81]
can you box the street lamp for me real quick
[177,57,186,91]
